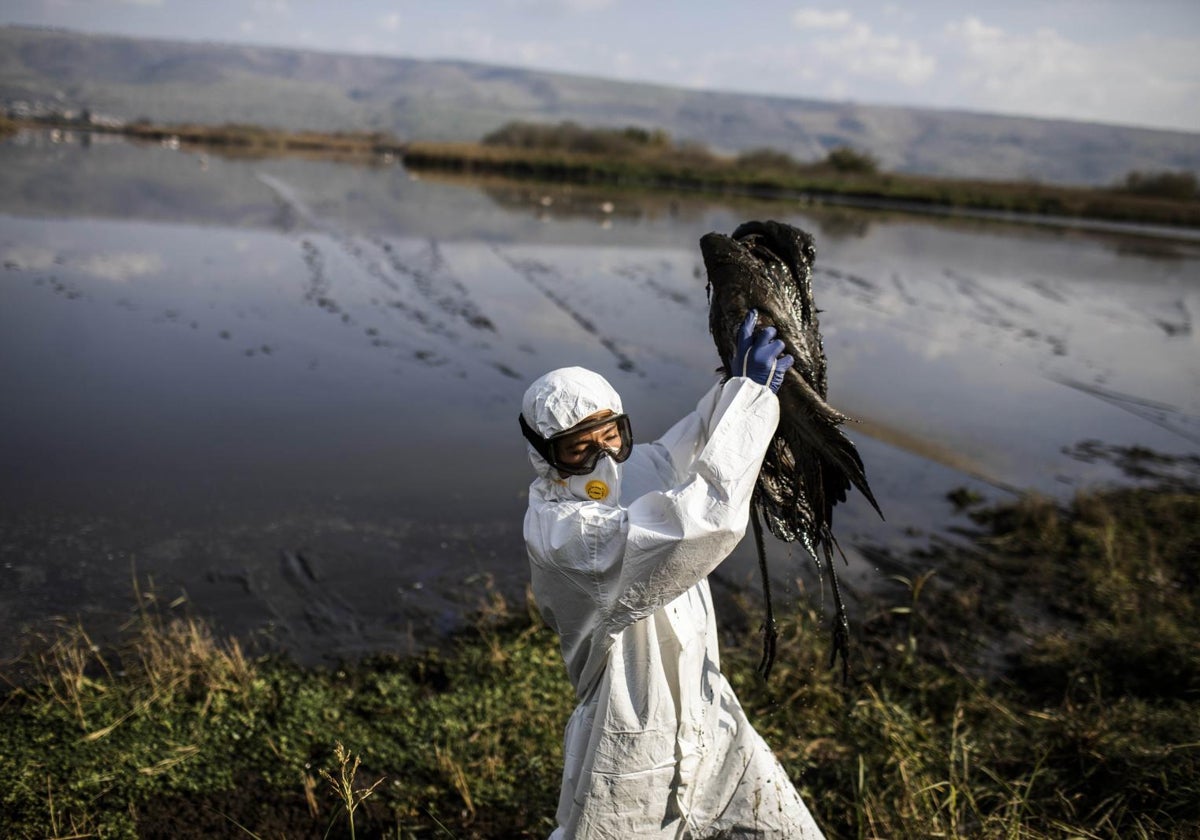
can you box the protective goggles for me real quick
[519,412,633,476]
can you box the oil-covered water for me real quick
[2,132,1197,663]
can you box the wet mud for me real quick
[493,248,641,374]
[2,139,1198,664]
[260,172,504,373]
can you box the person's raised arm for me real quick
[601,376,777,630]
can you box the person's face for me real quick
[554,410,624,469]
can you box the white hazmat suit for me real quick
[522,367,825,839]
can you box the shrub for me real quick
[735,147,802,172]
[1118,169,1198,200]
[824,145,879,174]
[482,120,674,157]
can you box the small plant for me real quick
[30,621,110,730]
[889,569,937,664]
[320,741,385,840]
[946,486,985,511]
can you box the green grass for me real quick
[2,485,1198,838]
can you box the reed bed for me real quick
[401,141,1200,230]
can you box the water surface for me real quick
[2,133,1197,663]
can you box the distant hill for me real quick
[4,25,1199,186]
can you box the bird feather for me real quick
[701,219,883,680]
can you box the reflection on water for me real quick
[2,134,1198,663]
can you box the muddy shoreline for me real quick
[2,480,1197,838]
[4,137,1199,682]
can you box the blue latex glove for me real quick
[731,310,794,393]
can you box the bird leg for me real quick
[751,503,777,679]
[823,533,851,686]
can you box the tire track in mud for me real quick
[259,173,457,367]
[370,236,498,334]
[1026,277,1069,305]
[365,237,527,380]
[939,268,1071,357]
[613,261,698,310]
[261,171,493,338]
[260,172,523,382]
[261,172,429,357]
[300,239,350,322]
[298,235,445,363]
[776,254,1198,452]
[943,268,1034,324]
[820,260,1076,364]
[815,266,882,306]
[818,264,944,319]
[261,172,427,360]
[889,272,919,307]
[934,268,1195,426]
[374,236,525,381]
[493,247,639,374]
[1150,298,1192,338]
[1051,376,1200,446]
[344,236,466,359]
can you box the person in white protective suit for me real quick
[520,311,826,839]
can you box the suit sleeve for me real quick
[527,377,778,647]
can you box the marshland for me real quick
[1,129,1198,838]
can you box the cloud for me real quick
[381,13,401,32]
[112,0,164,6]
[559,0,615,10]
[2,246,58,272]
[76,252,165,283]
[412,25,575,70]
[827,23,936,86]
[507,0,616,12]
[792,8,852,30]
[788,10,936,89]
[941,16,1200,131]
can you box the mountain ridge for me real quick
[3,24,1199,186]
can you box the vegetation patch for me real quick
[9,116,404,161]
[405,120,1200,230]
[2,484,1197,838]
[9,115,1197,227]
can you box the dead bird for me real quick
[700,219,883,682]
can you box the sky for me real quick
[4,0,1200,133]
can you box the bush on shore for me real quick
[1117,169,1198,201]
[407,120,1200,229]
[482,120,672,158]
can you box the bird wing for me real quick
[702,220,882,551]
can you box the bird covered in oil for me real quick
[701,219,883,681]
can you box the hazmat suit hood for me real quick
[521,366,625,503]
